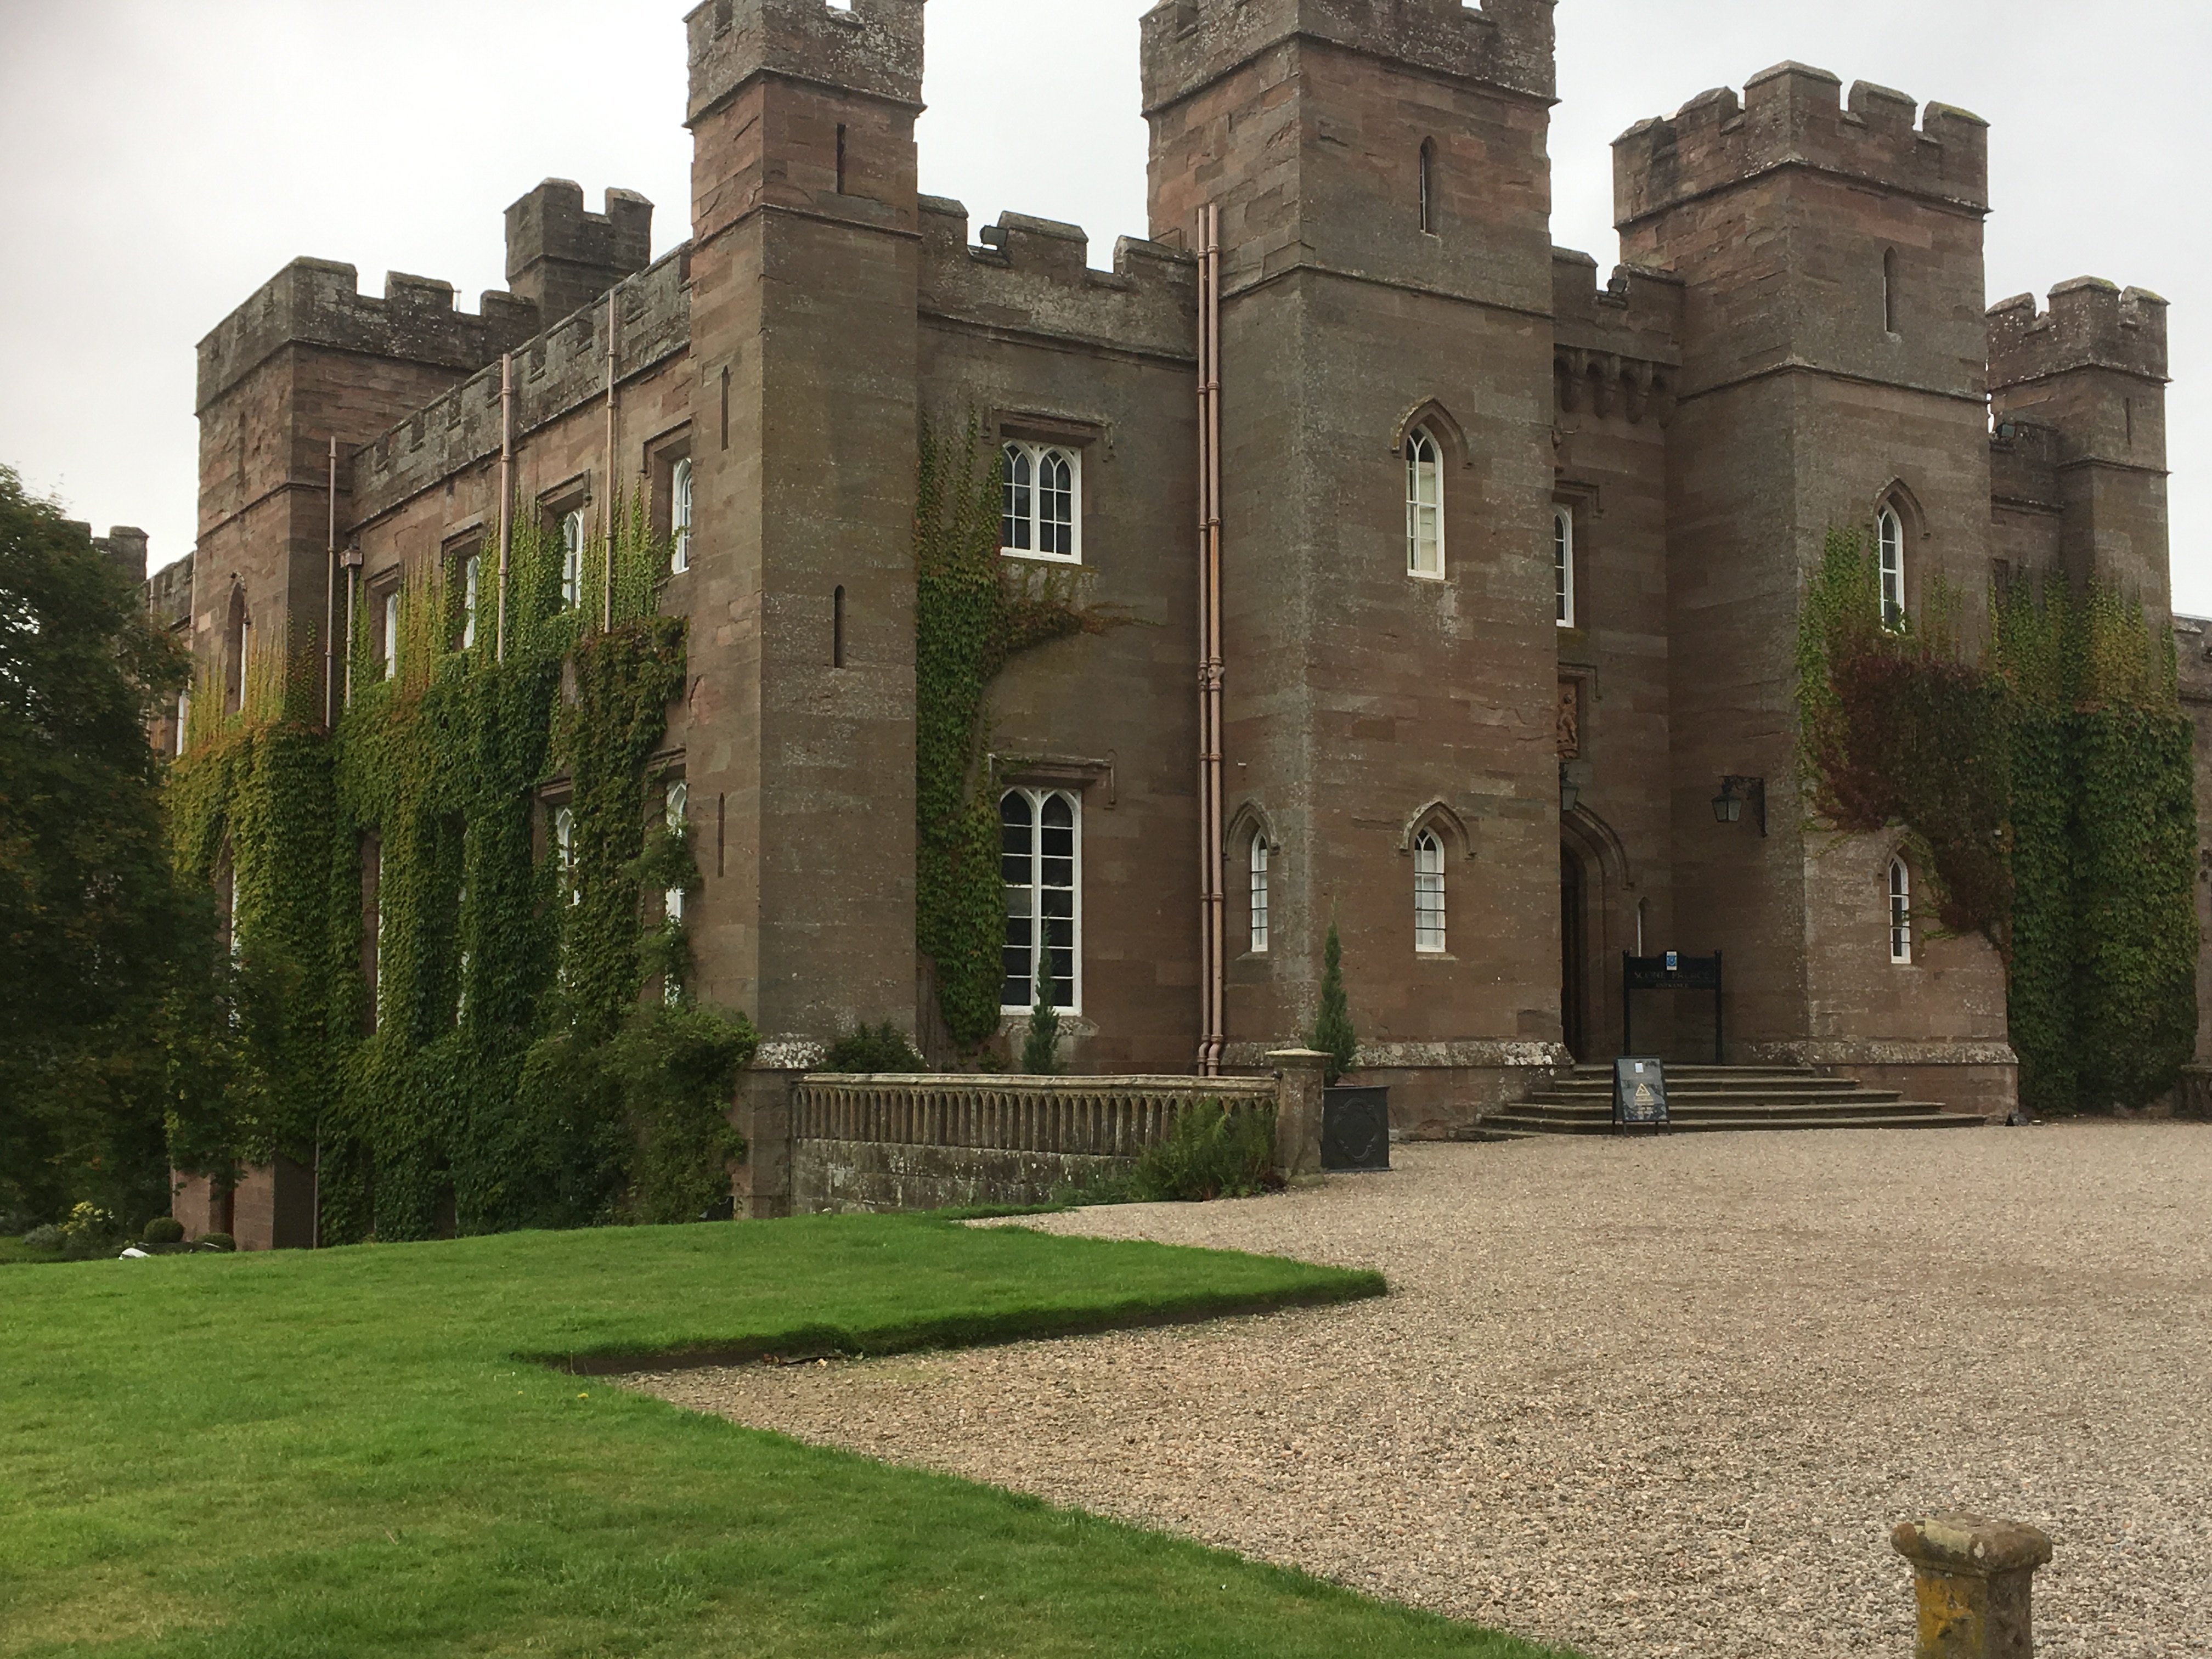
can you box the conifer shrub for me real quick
[1309,923,1357,1087]
[1021,969,1062,1075]
[141,1216,185,1245]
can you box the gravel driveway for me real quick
[634,1124,2212,1657]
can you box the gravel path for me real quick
[634,1125,2212,1657]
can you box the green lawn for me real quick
[1,1212,1576,1658]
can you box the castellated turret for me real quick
[1989,280,2172,614]
[504,180,654,323]
[1139,0,1555,112]
[1613,62,1987,228]
[685,0,924,122]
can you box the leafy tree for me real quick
[1021,966,1062,1075]
[1309,922,1357,1087]
[0,467,195,1227]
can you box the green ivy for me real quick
[1797,530,2198,1115]
[164,496,758,1240]
[912,415,1118,1051]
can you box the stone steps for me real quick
[1486,1064,1983,1137]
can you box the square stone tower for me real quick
[1615,66,2013,1108]
[682,0,924,1054]
[1142,0,1567,1125]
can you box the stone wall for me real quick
[788,1072,1282,1213]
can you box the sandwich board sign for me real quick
[1612,1056,1668,1133]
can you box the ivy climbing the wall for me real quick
[913,414,1120,1051]
[1796,528,2197,1115]
[165,494,757,1242]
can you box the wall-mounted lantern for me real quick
[1560,763,1581,815]
[1713,774,1766,837]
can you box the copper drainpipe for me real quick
[496,352,514,662]
[323,436,338,725]
[602,289,619,631]
[1196,204,1227,1075]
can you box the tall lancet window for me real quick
[1414,830,1446,953]
[1249,837,1269,954]
[1406,427,1443,579]
[1418,139,1438,235]
[1878,506,1905,631]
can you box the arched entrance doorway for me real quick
[1560,841,1589,1061]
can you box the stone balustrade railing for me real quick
[792,1073,1279,1158]
[778,1055,1330,1215]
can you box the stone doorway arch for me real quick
[1561,805,1635,1062]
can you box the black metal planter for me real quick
[1321,1085,1391,1172]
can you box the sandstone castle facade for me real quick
[151,0,2183,1209]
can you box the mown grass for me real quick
[1,1212,1577,1658]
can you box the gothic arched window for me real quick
[1878,506,1905,630]
[1418,139,1438,235]
[1414,828,1446,953]
[1001,787,1080,1010]
[1001,442,1081,563]
[1889,857,1912,964]
[1554,505,1576,627]
[1249,836,1270,954]
[560,508,586,608]
[1406,427,1443,579]
[670,457,693,574]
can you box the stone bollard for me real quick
[1891,1513,2053,1659]
[1267,1049,1329,1183]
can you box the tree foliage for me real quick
[1796,528,2197,1115]
[1308,922,1357,1087]
[0,467,196,1228]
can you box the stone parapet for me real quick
[918,198,1198,364]
[1988,279,2169,391]
[685,0,924,125]
[348,249,692,527]
[1140,0,1556,115]
[1614,64,1988,229]
[196,259,539,414]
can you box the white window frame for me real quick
[1414,828,1446,953]
[381,589,398,681]
[1000,441,1082,565]
[1249,836,1270,955]
[1889,857,1912,964]
[552,804,577,906]
[1878,506,1905,631]
[461,551,481,650]
[1000,786,1082,1014]
[560,509,586,608]
[1406,427,1444,579]
[1554,505,1575,628]
[670,458,693,575]
[663,781,688,926]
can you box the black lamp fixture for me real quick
[1712,774,1767,836]
[1559,763,1580,814]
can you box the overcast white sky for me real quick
[1,0,2202,603]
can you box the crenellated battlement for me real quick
[349,247,693,528]
[1988,279,2169,391]
[685,0,924,125]
[505,180,653,320]
[1613,63,1987,229]
[1139,0,1555,115]
[1551,249,1681,360]
[917,198,1197,362]
[197,259,540,414]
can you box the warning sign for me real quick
[1612,1056,1669,1132]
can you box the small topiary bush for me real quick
[142,1216,186,1244]
[1131,1102,1280,1203]
[821,1022,929,1074]
[1309,923,1357,1087]
[198,1232,236,1251]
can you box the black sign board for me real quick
[1621,951,1724,1063]
[1321,1086,1391,1172]
[1612,1056,1669,1132]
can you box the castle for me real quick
[150,0,2189,1220]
